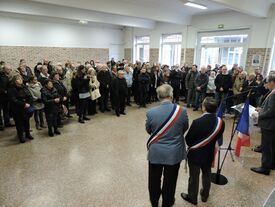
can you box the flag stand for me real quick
[211,111,239,185]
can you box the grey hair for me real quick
[118,70,124,75]
[156,84,173,100]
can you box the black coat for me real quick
[97,70,112,92]
[215,74,232,93]
[71,76,90,95]
[53,80,68,98]
[138,73,151,92]
[0,72,10,103]
[186,113,225,165]
[258,91,275,131]
[111,77,128,106]
[195,73,209,92]
[242,80,258,107]
[41,87,61,113]
[170,70,182,87]
[8,84,33,118]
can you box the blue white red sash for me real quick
[147,104,183,149]
[188,117,223,151]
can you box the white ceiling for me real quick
[0,0,273,29]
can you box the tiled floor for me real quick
[0,102,274,207]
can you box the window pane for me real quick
[162,34,182,43]
[136,36,150,44]
[201,34,248,44]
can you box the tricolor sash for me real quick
[188,117,223,151]
[147,104,183,149]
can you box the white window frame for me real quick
[196,29,250,69]
[160,33,182,66]
[134,35,150,63]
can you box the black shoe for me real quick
[54,130,61,135]
[48,131,54,137]
[126,103,131,106]
[200,189,208,202]
[116,112,120,117]
[250,167,270,175]
[19,139,26,143]
[180,193,197,205]
[193,108,198,111]
[0,126,4,131]
[26,135,34,140]
[5,123,15,128]
[272,166,275,170]
[67,115,73,118]
[105,108,111,112]
[252,146,262,153]
[83,117,90,121]
[120,112,126,115]
[78,118,85,124]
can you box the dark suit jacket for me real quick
[258,90,275,131]
[186,113,225,166]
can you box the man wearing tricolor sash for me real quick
[146,84,189,207]
[181,97,225,205]
[251,74,275,175]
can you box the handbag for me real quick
[90,88,101,100]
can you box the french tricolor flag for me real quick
[235,100,250,157]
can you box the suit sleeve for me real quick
[259,94,275,120]
[145,111,152,134]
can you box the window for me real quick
[134,36,150,62]
[160,33,182,66]
[268,37,275,75]
[197,31,249,69]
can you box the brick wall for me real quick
[124,48,132,63]
[149,48,159,64]
[0,46,109,69]
[245,48,271,74]
[185,48,195,67]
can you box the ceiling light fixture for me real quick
[184,1,207,10]
[79,20,88,24]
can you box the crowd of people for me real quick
[0,58,274,144]
[1,57,275,207]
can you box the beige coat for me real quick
[233,76,244,95]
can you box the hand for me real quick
[24,103,30,108]
[252,111,259,120]
[197,86,201,91]
[256,107,261,112]
[220,87,224,92]
[54,98,60,103]
[63,97,67,101]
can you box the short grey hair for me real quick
[156,84,173,100]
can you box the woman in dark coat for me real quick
[52,72,68,127]
[41,79,62,137]
[8,75,34,143]
[111,70,128,117]
[71,65,90,123]
[138,67,151,108]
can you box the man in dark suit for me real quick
[181,97,225,205]
[251,74,275,175]
[146,84,189,207]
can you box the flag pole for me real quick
[211,90,252,185]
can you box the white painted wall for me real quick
[0,15,125,59]
[125,9,275,67]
